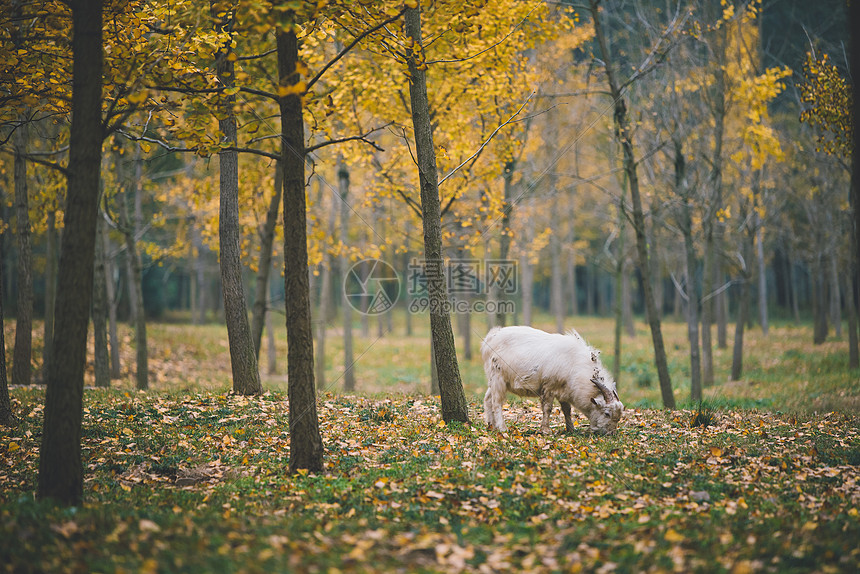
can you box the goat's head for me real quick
[588,368,624,434]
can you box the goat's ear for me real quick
[591,396,600,406]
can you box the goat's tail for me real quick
[480,327,502,365]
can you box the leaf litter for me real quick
[1,389,858,573]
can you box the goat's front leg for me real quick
[560,401,575,432]
[539,387,553,435]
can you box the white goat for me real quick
[481,326,624,434]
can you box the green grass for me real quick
[1,313,858,572]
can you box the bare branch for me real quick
[438,91,535,187]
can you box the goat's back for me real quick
[481,326,593,377]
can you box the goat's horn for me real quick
[591,372,614,403]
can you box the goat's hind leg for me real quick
[483,373,508,432]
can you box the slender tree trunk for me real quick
[122,150,148,391]
[13,120,33,387]
[38,0,102,506]
[842,272,858,368]
[682,209,701,402]
[265,292,277,375]
[675,140,701,402]
[103,224,121,378]
[0,207,14,426]
[716,270,728,349]
[521,252,533,326]
[829,251,841,338]
[405,6,469,423]
[252,162,283,359]
[277,27,323,471]
[589,0,674,408]
[496,160,515,327]
[702,26,728,388]
[44,209,57,375]
[756,225,769,336]
[788,244,801,323]
[214,9,261,396]
[550,205,564,333]
[851,0,860,350]
[812,255,829,344]
[93,207,110,388]
[315,175,339,391]
[338,162,356,392]
[731,230,754,382]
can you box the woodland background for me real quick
[0,0,859,571]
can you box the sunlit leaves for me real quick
[799,51,853,158]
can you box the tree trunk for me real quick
[842,272,859,369]
[93,207,110,388]
[550,206,564,333]
[496,160,515,327]
[252,162,283,359]
[315,170,339,391]
[812,256,829,344]
[851,0,860,348]
[829,251,841,338]
[214,9,261,396]
[0,204,14,426]
[103,223,121,378]
[118,147,148,391]
[521,252,533,326]
[730,272,751,381]
[277,27,324,472]
[338,162,356,392]
[44,209,57,375]
[732,212,755,380]
[405,6,469,423]
[716,270,728,349]
[13,120,33,387]
[589,0,674,408]
[38,0,103,506]
[788,245,801,323]
[702,25,728,388]
[265,292,277,375]
[682,208,701,402]
[756,225,769,336]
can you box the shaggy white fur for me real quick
[481,326,624,434]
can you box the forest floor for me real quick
[1,314,859,572]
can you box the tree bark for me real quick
[277,27,324,472]
[0,205,14,427]
[338,162,356,391]
[812,255,829,344]
[842,271,858,369]
[120,148,148,391]
[496,160,515,327]
[44,209,57,375]
[851,0,860,350]
[93,207,110,388]
[103,222,121,378]
[756,225,769,336]
[315,169,339,391]
[215,7,261,396]
[701,24,728,388]
[828,250,841,338]
[405,6,469,423]
[12,120,33,387]
[38,0,103,506]
[589,0,674,408]
[731,236,754,381]
[251,162,283,360]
